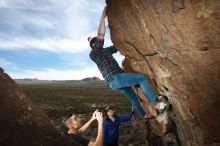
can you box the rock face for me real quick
[0,68,79,146]
[107,0,220,145]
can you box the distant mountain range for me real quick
[14,77,103,84]
[81,77,101,82]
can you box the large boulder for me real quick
[107,0,220,145]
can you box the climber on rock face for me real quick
[103,106,134,146]
[88,6,170,121]
[63,109,104,146]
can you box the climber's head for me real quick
[88,36,97,49]
[63,114,82,130]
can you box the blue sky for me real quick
[0,0,124,80]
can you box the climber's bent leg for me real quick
[138,74,158,106]
[119,87,145,118]
[109,73,158,106]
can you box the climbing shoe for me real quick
[155,101,171,114]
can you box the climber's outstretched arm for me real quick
[97,6,107,40]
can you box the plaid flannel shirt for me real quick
[89,39,124,85]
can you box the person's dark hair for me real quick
[104,106,116,126]
[104,110,112,126]
[88,37,97,49]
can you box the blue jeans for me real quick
[109,73,158,118]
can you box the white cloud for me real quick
[10,67,103,80]
[0,0,125,80]
[0,37,91,53]
[0,0,105,38]
[0,0,109,52]
[0,58,13,67]
[0,1,7,7]
[0,36,115,53]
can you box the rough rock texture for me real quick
[0,68,79,146]
[107,0,220,146]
